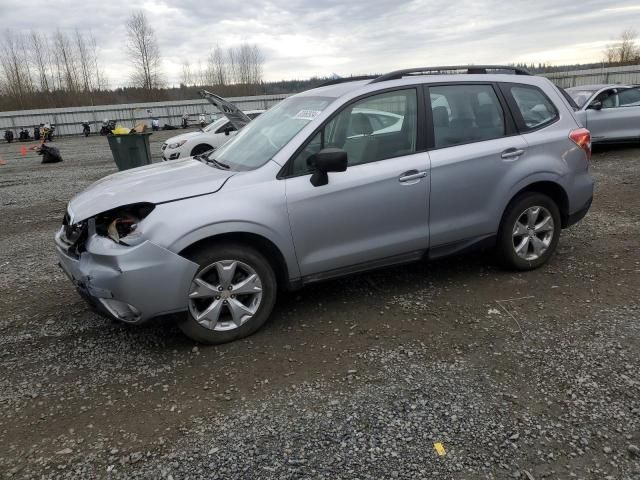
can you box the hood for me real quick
[68,158,233,222]
[164,131,203,144]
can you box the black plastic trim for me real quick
[565,197,592,228]
[371,65,531,84]
[301,250,425,285]
[428,234,496,260]
[316,75,379,87]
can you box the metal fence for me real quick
[3,64,640,136]
[0,94,290,136]
[541,64,640,88]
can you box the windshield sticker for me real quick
[292,109,322,121]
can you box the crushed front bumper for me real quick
[55,230,199,324]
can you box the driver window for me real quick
[289,89,417,175]
[215,122,236,134]
[595,89,617,109]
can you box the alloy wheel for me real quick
[188,260,263,331]
[512,206,555,261]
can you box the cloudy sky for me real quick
[3,0,640,87]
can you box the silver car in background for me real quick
[56,65,594,345]
[566,84,640,143]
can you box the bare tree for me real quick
[196,59,205,87]
[227,46,238,85]
[88,32,107,91]
[75,29,95,98]
[208,44,228,85]
[29,31,52,92]
[181,60,193,86]
[125,11,162,90]
[0,31,34,108]
[249,44,264,88]
[603,28,640,64]
[53,30,80,92]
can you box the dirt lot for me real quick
[0,134,638,479]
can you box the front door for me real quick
[283,88,430,278]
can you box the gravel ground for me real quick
[0,135,639,479]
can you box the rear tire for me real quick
[178,243,277,345]
[497,192,561,271]
[190,144,213,157]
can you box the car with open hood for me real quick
[161,110,263,160]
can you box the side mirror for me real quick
[589,100,602,111]
[224,127,231,136]
[310,148,348,187]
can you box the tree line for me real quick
[0,10,267,111]
[0,29,106,110]
[180,43,264,93]
[2,18,639,113]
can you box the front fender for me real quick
[169,220,301,280]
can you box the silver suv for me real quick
[56,66,594,344]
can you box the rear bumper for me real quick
[565,196,592,228]
[56,230,199,323]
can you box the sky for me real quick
[2,0,639,87]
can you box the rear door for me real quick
[425,83,528,248]
[585,87,640,141]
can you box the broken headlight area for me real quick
[94,203,155,245]
[61,213,88,257]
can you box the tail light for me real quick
[569,128,591,161]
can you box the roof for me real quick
[301,73,552,100]
[566,84,630,91]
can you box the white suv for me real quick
[161,110,263,161]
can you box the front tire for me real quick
[497,192,561,271]
[179,244,277,344]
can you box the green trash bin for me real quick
[107,132,153,171]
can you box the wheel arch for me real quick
[502,180,570,228]
[178,231,295,290]
[190,143,213,156]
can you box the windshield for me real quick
[203,117,228,132]
[207,95,334,171]
[566,88,598,108]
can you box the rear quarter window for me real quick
[502,84,559,132]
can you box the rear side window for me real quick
[505,85,558,130]
[429,84,505,149]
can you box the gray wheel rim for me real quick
[512,206,554,261]
[188,260,263,332]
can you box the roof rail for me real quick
[316,75,379,88]
[370,65,531,83]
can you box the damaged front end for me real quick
[56,204,198,324]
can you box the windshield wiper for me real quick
[195,154,230,170]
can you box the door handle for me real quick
[399,170,428,183]
[501,148,525,159]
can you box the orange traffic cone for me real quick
[20,145,27,156]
